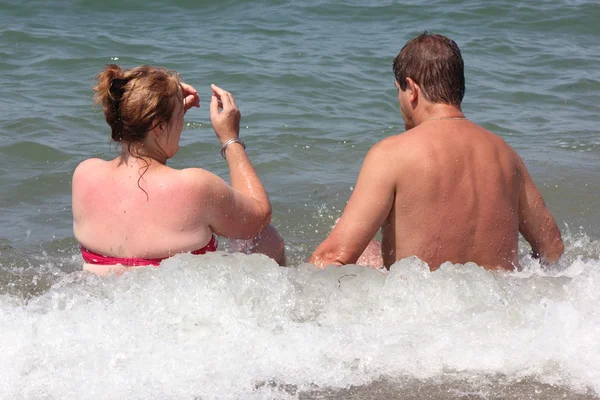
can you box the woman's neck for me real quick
[119,143,168,165]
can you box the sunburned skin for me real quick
[74,67,286,274]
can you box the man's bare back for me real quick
[380,120,522,270]
[310,32,563,271]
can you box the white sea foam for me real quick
[1,246,599,399]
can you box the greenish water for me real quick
[0,0,599,398]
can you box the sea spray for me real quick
[1,245,599,399]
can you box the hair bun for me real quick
[109,78,127,98]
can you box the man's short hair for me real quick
[393,32,465,107]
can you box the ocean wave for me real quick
[1,236,599,399]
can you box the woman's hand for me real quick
[181,82,200,114]
[209,84,241,144]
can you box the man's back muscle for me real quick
[383,120,522,270]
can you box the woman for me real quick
[73,64,285,275]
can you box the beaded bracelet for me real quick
[220,138,246,159]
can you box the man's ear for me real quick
[405,77,419,103]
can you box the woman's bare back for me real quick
[73,157,214,260]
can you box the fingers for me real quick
[211,84,237,110]
[220,89,236,108]
[181,82,197,96]
[183,93,200,111]
[209,94,219,117]
[228,92,238,109]
[211,84,229,109]
[210,83,226,97]
[181,82,200,113]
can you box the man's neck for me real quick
[413,104,464,126]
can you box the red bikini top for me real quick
[80,235,218,267]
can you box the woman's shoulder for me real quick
[72,158,109,185]
[178,167,225,185]
[73,158,107,176]
[72,158,110,205]
[176,167,230,196]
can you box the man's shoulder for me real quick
[372,131,415,149]
[369,130,427,158]
[360,133,422,176]
[470,123,521,160]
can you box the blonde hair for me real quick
[93,64,182,144]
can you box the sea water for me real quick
[1,0,599,398]
[1,238,600,398]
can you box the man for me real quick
[310,32,563,271]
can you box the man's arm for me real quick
[517,155,564,264]
[310,141,397,267]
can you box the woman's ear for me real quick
[154,123,166,137]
